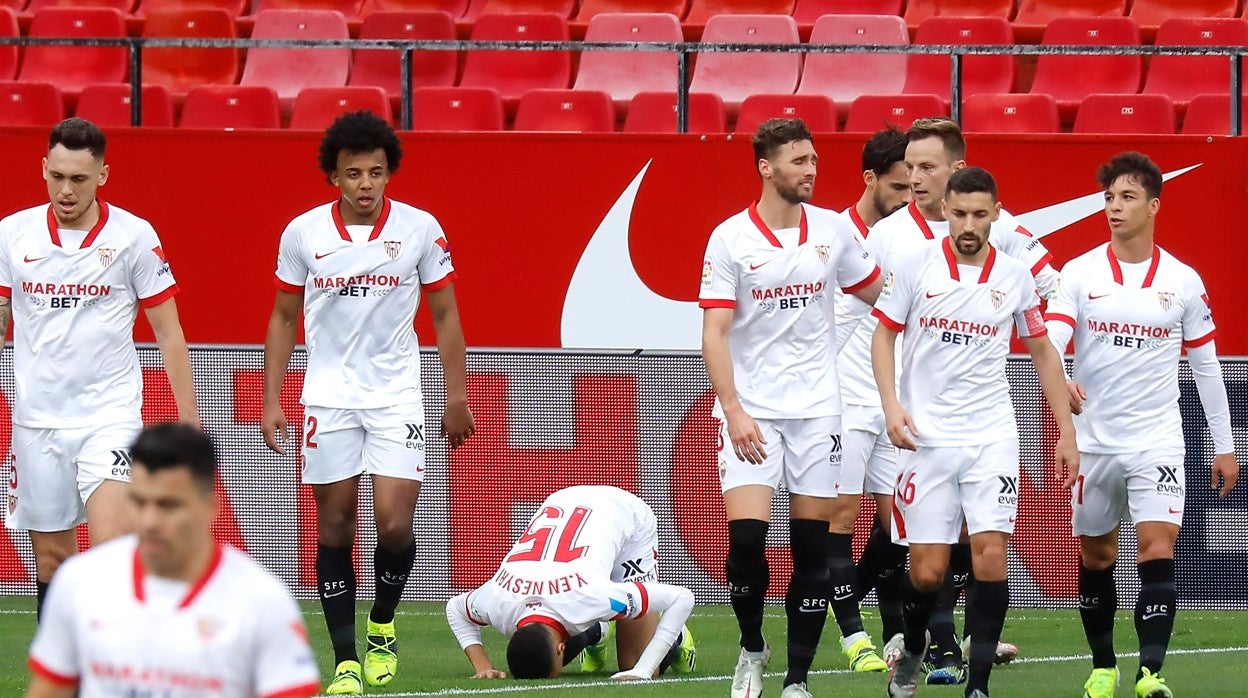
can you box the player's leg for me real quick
[1073,452,1129,698]
[926,537,970,682]
[77,420,143,547]
[857,425,908,652]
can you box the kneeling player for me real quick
[445,485,696,680]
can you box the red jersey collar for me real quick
[516,614,570,641]
[907,201,937,240]
[748,201,807,248]
[132,542,224,610]
[332,197,392,242]
[848,206,870,238]
[942,236,996,284]
[45,199,109,249]
[1107,244,1160,288]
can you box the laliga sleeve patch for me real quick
[701,260,713,288]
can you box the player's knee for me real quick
[909,564,944,592]
[506,624,561,680]
[1079,536,1117,570]
[374,518,415,551]
[829,497,860,532]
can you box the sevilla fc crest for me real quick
[384,241,401,260]
[990,289,1005,310]
[97,247,116,268]
[815,245,831,265]
[1157,291,1174,311]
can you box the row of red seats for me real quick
[4,81,1240,135]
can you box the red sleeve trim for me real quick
[138,284,179,308]
[842,265,882,295]
[28,657,78,687]
[632,581,650,617]
[1030,253,1054,277]
[262,681,321,698]
[1044,313,1076,328]
[274,276,304,293]
[1184,330,1217,349]
[421,270,457,292]
[0,285,10,298]
[871,307,905,332]
[699,299,736,309]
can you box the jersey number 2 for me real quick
[507,506,591,563]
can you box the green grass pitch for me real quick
[1,597,1245,696]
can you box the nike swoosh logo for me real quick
[23,255,47,263]
[1141,612,1168,620]
[315,250,340,260]
[749,261,771,271]
[925,290,949,299]
[798,607,826,613]
[833,593,853,601]
[1017,164,1200,238]
[1088,293,1110,300]
[323,589,349,598]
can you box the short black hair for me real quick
[49,118,106,159]
[752,117,813,163]
[946,166,998,201]
[317,110,403,184]
[130,423,217,492]
[1096,151,1162,199]
[861,125,908,175]
[506,624,558,680]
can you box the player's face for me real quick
[870,161,912,218]
[943,190,1000,258]
[330,148,391,225]
[130,463,218,578]
[42,145,108,228]
[1103,174,1159,240]
[905,137,961,214]
[761,139,817,205]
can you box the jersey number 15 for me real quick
[507,506,592,563]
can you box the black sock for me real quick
[318,544,358,664]
[965,580,1008,696]
[726,519,769,653]
[902,574,939,657]
[1079,563,1118,669]
[854,522,888,601]
[930,543,970,659]
[865,524,909,641]
[659,629,684,674]
[784,519,830,687]
[1135,559,1176,680]
[562,623,603,667]
[827,532,865,637]
[370,541,416,624]
[36,580,49,623]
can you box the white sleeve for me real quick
[132,224,179,308]
[446,591,488,649]
[28,561,81,686]
[835,292,872,353]
[1012,276,1046,339]
[274,220,308,292]
[616,582,695,678]
[698,230,736,307]
[252,582,320,698]
[835,225,881,294]
[870,261,913,332]
[1187,340,1235,455]
[1181,274,1217,348]
[417,216,455,291]
[1044,268,1079,353]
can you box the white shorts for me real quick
[1071,448,1186,537]
[608,492,660,584]
[891,438,1019,546]
[4,421,142,532]
[837,404,898,496]
[301,404,426,485]
[717,415,841,498]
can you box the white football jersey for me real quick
[0,202,178,428]
[29,536,319,698]
[1045,244,1217,453]
[274,198,455,409]
[699,202,880,419]
[873,239,1046,446]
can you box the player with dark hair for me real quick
[0,117,198,622]
[1045,152,1238,698]
[263,110,474,694]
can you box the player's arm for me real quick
[612,583,695,680]
[426,284,474,449]
[1043,269,1085,414]
[1187,340,1238,497]
[1022,331,1079,489]
[702,307,766,464]
[262,289,303,453]
[0,294,10,339]
[445,593,506,679]
[870,320,916,450]
[23,675,75,698]
[144,298,198,425]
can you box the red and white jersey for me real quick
[699,202,880,419]
[872,238,1046,446]
[29,536,319,698]
[274,198,455,409]
[0,202,178,428]
[1045,244,1217,453]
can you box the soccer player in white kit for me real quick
[0,118,198,622]
[262,111,475,694]
[1043,152,1239,698]
[701,118,884,698]
[872,168,1079,698]
[445,485,696,681]
[26,423,319,698]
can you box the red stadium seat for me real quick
[513,88,614,132]
[180,84,282,128]
[793,0,904,40]
[136,0,248,19]
[250,0,364,21]
[572,0,688,25]
[141,9,239,101]
[735,93,837,133]
[903,0,1014,31]
[1130,0,1239,42]
[0,7,17,81]
[20,8,128,104]
[24,0,136,16]
[623,91,726,132]
[349,10,457,111]
[1143,18,1248,119]
[408,85,504,130]
[572,13,683,115]
[75,83,175,126]
[688,14,801,118]
[0,81,64,125]
[462,0,575,23]
[290,86,392,129]
[358,0,468,19]
[240,9,350,105]
[1181,93,1248,135]
[797,14,908,120]
[1014,0,1127,43]
[458,13,571,112]
[0,0,22,13]
[1072,93,1174,134]
[844,93,946,132]
[903,17,1015,105]
[1028,17,1140,125]
[962,93,1060,133]
[684,0,794,26]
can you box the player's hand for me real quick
[1212,452,1239,498]
[471,668,507,679]
[1066,380,1087,416]
[261,402,288,454]
[883,404,918,451]
[442,398,475,449]
[1054,432,1080,489]
[611,670,651,681]
[725,407,767,464]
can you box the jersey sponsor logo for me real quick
[384,240,402,260]
[918,315,999,347]
[620,558,646,578]
[405,423,424,450]
[88,661,225,691]
[434,236,452,265]
[1155,466,1182,495]
[111,449,133,478]
[97,247,116,268]
[1086,319,1171,349]
[1157,291,1174,311]
[750,281,825,311]
[492,567,589,596]
[22,254,47,264]
[313,274,401,298]
[998,475,1018,505]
